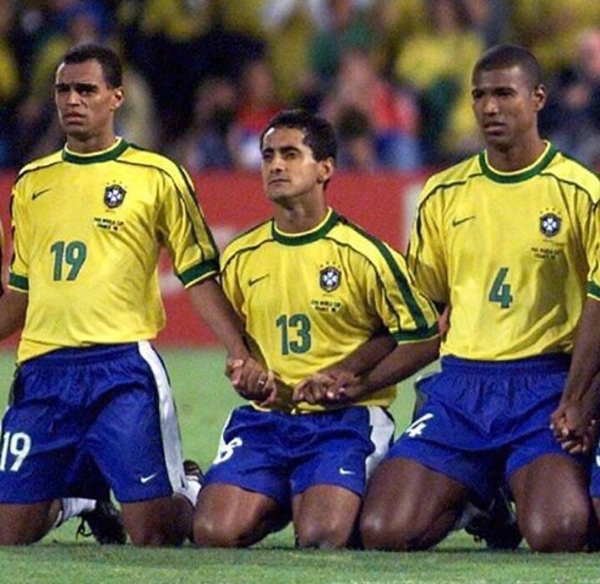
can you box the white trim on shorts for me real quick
[365,406,395,479]
[137,341,186,491]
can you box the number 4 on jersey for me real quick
[488,267,513,308]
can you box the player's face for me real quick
[471,65,545,151]
[55,59,123,148]
[261,127,333,204]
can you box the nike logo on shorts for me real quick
[140,472,159,484]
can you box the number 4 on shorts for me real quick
[404,413,434,438]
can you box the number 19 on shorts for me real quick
[0,432,31,472]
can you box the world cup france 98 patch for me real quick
[311,264,343,314]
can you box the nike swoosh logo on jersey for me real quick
[140,472,159,484]
[248,274,269,287]
[339,468,355,476]
[31,188,51,201]
[451,215,476,227]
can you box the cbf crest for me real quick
[104,183,127,209]
[320,265,341,292]
[539,210,561,237]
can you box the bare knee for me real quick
[359,458,469,551]
[0,529,41,546]
[360,507,408,550]
[128,527,170,547]
[511,455,591,552]
[0,503,56,545]
[295,517,353,549]
[360,503,455,551]
[520,505,590,552]
[193,497,276,548]
[122,496,192,547]
[360,513,423,551]
[193,514,255,548]
[127,520,189,547]
[194,485,287,548]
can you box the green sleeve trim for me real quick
[178,259,219,287]
[362,235,433,331]
[588,281,600,300]
[8,273,28,291]
[392,323,439,343]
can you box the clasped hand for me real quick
[225,359,366,407]
[550,399,598,454]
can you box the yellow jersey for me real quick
[9,138,219,362]
[589,199,600,301]
[221,208,439,413]
[408,143,600,360]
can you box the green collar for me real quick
[62,138,129,164]
[479,142,557,183]
[272,208,339,246]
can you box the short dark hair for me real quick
[260,109,337,162]
[61,43,122,88]
[473,43,543,88]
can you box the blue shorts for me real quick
[204,405,394,508]
[0,342,187,504]
[589,451,600,498]
[388,355,584,503]
[65,453,111,501]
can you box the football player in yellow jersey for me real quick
[552,211,600,535]
[192,110,440,549]
[359,44,600,553]
[0,215,128,545]
[0,43,266,546]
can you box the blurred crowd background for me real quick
[2,0,600,173]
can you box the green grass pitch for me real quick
[0,348,598,584]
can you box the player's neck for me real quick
[65,132,119,155]
[486,137,546,173]
[273,199,328,234]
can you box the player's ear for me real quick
[111,87,124,112]
[533,84,547,111]
[317,158,335,184]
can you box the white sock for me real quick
[53,498,97,528]
[177,476,201,507]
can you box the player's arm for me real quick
[0,290,28,340]
[187,277,249,360]
[552,200,600,452]
[551,296,600,452]
[335,336,440,403]
[292,329,397,404]
[355,335,439,391]
[294,335,439,405]
[332,230,442,401]
[322,327,397,377]
[159,167,270,397]
[295,228,442,405]
[187,277,270,399]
